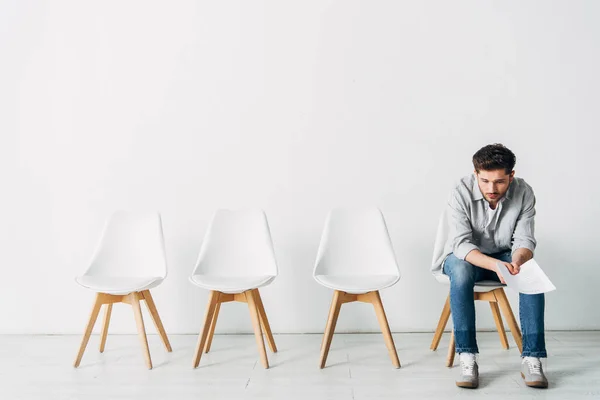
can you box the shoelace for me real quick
[524,357,542,375]
[460,357,476,376]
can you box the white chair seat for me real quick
[75,276,164,295]
[434,273,505,293]
[314,274,400,294]
[190,274,276,294]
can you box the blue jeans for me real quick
[443,251,547,357]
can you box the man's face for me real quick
[475,169,515,204]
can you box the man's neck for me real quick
[487,200,499,210]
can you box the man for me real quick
[433,143,547,389]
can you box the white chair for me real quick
[190,209,278,369]
[313,208,401,369]
[430,209,522,367]
[74,211,171,370]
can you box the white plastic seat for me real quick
[76,276,164,295]
[313,208,401,369]
[190,209,278,369]
[433,274,504,293]
[429,208,522,366]
[74,211,172,370]
[189,275,276,294]
[314,274,399,294]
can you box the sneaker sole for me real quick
[521,372,548,388]
[456,381,478,389]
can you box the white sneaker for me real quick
[456,352,479,388]
[521,357,548,388]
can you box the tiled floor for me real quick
[1,331,599,399]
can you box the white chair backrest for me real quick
[313,208,400,278]
[85,211,167,278]
[431,207,450,276]
[431,207,507,289]
[192,209,278,277]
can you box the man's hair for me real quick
[472,143,516,174]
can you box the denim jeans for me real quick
[443,250,547,357]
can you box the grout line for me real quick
[347,353,352,379]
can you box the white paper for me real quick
[496,258,556,294]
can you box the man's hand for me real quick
[510,262,521,274]
[465,250,524,284]
[512,248,533,273]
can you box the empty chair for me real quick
[190,209,278,369]
[314,207,401,369]
[430,209,522,367]
[74,211,172,369]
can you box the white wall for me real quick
[1,0,599,334]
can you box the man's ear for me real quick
[509,170,515,182]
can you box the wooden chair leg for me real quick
[141,290,172,352]
[370,291,401,368]
[74,293,104,367]
[321,289,340,351]
[246,290,269,369]
[193,291,220,368]
[320,290,343,369]
[431,294,451,351]
[253,289,277,353]
[446,330,456,367]
[204,302,221,353]
[99,303,112,353]
[489,301,509,350]
[494,288,523,353]
[130,292,152,370]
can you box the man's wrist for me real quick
[511,248,533,267]
[511,256,526,267]
[487,257,500,271]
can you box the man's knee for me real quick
[444,255,476,288]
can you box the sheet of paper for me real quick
[496,258,556,295]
